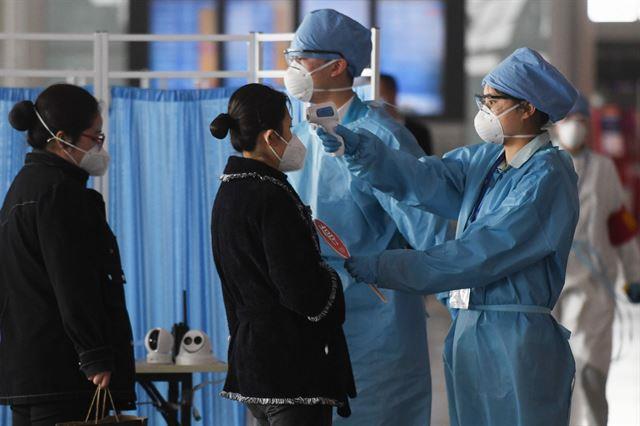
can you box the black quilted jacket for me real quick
[211,156,356,417]
[0,150,135,408]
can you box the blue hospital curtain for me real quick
[108,84,361,425]
[0,82,357,425]
[0,87,40,426]
[108,86,246,425]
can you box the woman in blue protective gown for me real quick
[317,48,580,426]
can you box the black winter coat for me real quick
[0,151,135,408]
[211,156,356,417]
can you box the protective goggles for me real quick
[474,94,526,110]
[284,49,345,65]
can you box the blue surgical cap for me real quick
[568,93,590,118]
[288,9,372,78]
[482,47,578,123]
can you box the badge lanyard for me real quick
[467,152,507,225]
[451,152,507,310]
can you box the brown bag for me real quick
[56,387,147,426]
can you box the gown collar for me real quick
[507,131,551,169]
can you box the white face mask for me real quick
[267,132,307,172]
[34,107,110,176]
[473,103,537,144]
[61,141,111,177]
[556,120,587,150]
[284,59,353,103]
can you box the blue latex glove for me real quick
[624,283,640,304]
[316,124,362,156]
[345,255,380,284]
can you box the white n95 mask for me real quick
[556,120,587,150]
[473,103,536,144]
[75,144,110,176]
[34,107,110,176]
[52,136,110,176]
[268,132,307,172]
[284,60,353,103]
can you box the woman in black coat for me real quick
[0,84,135,426]
[210,84,356,426]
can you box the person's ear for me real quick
[519,102,536,121]
[262,129,278,147]
[54,130,71,148]
[330,59,349,78]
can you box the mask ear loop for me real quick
[308,59,339,76]
[265,131,283,163]
[256,109,282,162]
[308,59,354,93]
[495,102,521,118]
[33,106,87,154]
[274,131,290,146]
[501,102,543,139]
[33,107,67,146]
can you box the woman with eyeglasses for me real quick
[317,48,581,426]
[0,84,135,425]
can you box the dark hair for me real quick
[210,84,290,152]
[534,110,550,128]
[8,84,99,150]
[380,73,398,93]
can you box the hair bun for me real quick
[210,113,236,140]
[9,100,37,131]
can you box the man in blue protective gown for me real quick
[317,48,580,426]
[283,9,451,426]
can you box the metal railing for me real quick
[0,29,381,198]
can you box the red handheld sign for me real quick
[313,219,387,303]
[313,219,350,259]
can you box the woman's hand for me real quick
[88,371,111,389]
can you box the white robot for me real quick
[144,327,174,364]
[175,330,217,366]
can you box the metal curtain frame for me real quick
[0,29,381,205]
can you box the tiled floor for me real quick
[607,301,640,426]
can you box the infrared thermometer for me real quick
[306,102,345,157]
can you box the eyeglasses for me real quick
[284,49,344,65]
[82,131,106,145]
[474,94,521,109]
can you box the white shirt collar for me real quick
[508,131,551,169]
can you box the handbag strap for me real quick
[85,387,99,423]
[106,388,120,422]
[84,386,121,424]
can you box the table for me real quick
[135,360,227,426]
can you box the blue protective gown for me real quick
[342,131,579,426]
[288,96,450,425]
